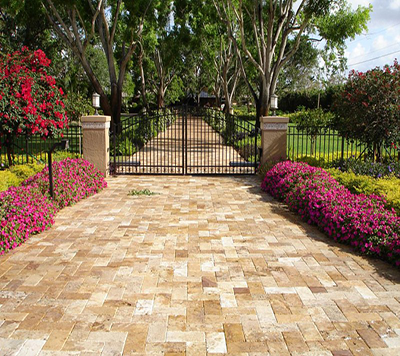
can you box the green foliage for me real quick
[165,76,184,106]
[294,156,330,168]
[278,37,320,92]
[333,60,400,160]
[63,93,94,123]
[327,169,400,215]
[10,163,44,179]
[315,3,371,72]
[52,151,81,161]
[0,163,44,191]
[0,171,21,192]
[291,108,335,155]
[128,188,158,196]
[331,157,400,178]
[279,85,343,113]
[115,137,137,156]
[291,108,334,133]
[233,106,256,118]
[257,160,284,179]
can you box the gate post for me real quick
[260,116,289,165]
[81,115,111,176]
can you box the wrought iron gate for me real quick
[110,106,260,175]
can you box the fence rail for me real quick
[0,125,82,166]
[287,124,400,163]
[2,120,399,168]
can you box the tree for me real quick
[0,47,68,166]
[333,61,400,161]
[277,38,320,93]
[0,0,60,55]
[291,107,334,155]
[41,0,153,126]
[213,0,371,127]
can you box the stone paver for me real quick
[1,175,400,355]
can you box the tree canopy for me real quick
[213,0,371,125]
[0,0,372,125]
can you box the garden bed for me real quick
[0,158,107,255]
[261,161,400,266]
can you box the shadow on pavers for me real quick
[229,175,400,284]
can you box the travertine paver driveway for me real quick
[1,175,400,355]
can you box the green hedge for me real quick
[0,163,45,192]
[0,152,80,192]
[327,169,400,215]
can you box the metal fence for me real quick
[3,121,399,168]
[287,124,400,163]
[0,124,82,166]
[110,106,259,175]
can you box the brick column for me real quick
[260,116,289,164]
[81,115,111,176]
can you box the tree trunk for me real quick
[109,83,122,133]
[6,133,13,167]
[157,88,165,109]
[255,77,270,128]
[257,96,269,129]
[139,52,149,110]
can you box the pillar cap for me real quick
[81,115,111,123]
[261,116,289,124]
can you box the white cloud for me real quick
[390,0,400,10]
[372,35,389,50]
[348,0,372,7]
[345,0,400,72]
[349,43,367,60]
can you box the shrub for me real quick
[261,161,400,266]
[0,163,45,192]
[290,108,335,156]
[10,163,45,180]
[63,92,94,123]
[0,171,21,192]
[332,157,400,178]
[1,158,107,255]
[0,185,57,255]
[52,151,81,161]
[333,60,400,161]
[0,47,68,166]
[328,169,400,215]
[23,158,107,209]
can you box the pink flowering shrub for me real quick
[0,186,56,255]
[261,161,400,266]
[1,159,107,255]
[23,158,107,210]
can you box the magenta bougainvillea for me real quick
[0,47,68,165]
[261,161,400,266]
[0,159,107,255]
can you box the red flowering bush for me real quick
[262,161,400,266]
[333,60,400,160]
[0,159,107,255]
[0,186,57,255]
[0,47,68,165]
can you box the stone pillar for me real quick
[260,116,289,164]
[81,115,111,176]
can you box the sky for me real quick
[344,0,400,72]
